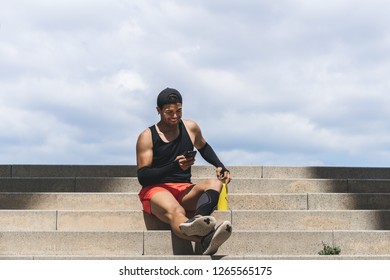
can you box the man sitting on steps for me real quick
[136,87,232,255]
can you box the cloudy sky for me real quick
[1,0,390,167]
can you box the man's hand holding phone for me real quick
[176,150,197,170]
[184,150,197,159]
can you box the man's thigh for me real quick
[150,191,186,223]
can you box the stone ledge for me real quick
[2,165,390,179]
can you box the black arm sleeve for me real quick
[137,160,180,187]
[198,142,229,173]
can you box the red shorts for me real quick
[138,182,194,215]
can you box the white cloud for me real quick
[106,70,148,92]
[1,0,390,166]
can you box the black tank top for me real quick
[149,120,193,183]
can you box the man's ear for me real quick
[156,106,161,115]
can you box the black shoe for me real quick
[201,220,232,255]
[179,215,216,237]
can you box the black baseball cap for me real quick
[157,88,182,108]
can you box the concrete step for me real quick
[3,165,390,179]
[1,165,242,178]
[2,178,390,194]
[0,210,226,232]
[307,193,390,210]
[348,179,390,193]
[0,193,307,211]
[218,230,390,256]
[229,193,390,210]
[229,178,390,193]
[231,193,390,210]
[1,230,389,257]
[0,193,140,210]
[0,178,76,192]
[2,165,137,178]
[0,166,10,177]
[56,210,231,232]
[230,193,308,210]
[261,166,390,179]
[0,178,140,193]
[227,178,348,193]
[0,231,143,256]
[2,164,390,259]
[0,178,348,193]
[233,210,390,230]
[2,209,390,231]
[0,210,57,231]
[2,193,390,210]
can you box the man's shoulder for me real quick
[182,119,199,128]
[182,119,202,137]
[138,127,152,141]
[136,127,153,151]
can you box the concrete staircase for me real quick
[1,164,390,259]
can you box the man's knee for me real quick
[194,186,221,216]
[205,178,223,192]
[165,205,186,220]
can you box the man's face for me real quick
[158,103,182,125]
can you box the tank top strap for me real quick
[179,120,193,150]
[149,125,159,147]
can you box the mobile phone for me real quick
[184,150,197,158]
